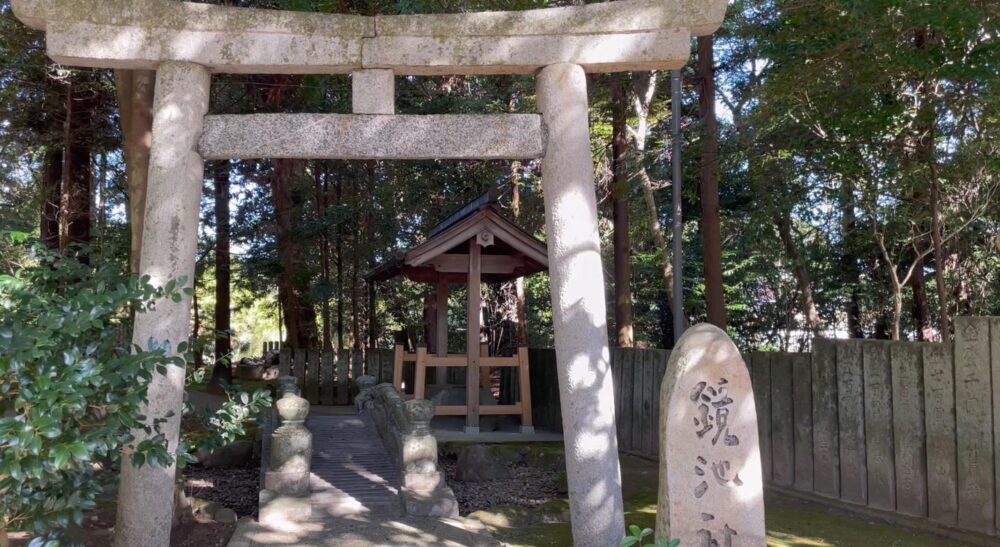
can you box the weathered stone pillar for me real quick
[260,393,314,525]
[399,400,459,517]
[536,62,625,546]
[114,61,210,547]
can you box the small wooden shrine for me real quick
[368,188,547,433]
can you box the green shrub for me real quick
[0,238,271,544]
[621,524,680,547]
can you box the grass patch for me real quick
[479,453,963,546]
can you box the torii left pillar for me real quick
[114,62,211,547]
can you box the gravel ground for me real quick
[440,454,562,515]
[182,465,260,517]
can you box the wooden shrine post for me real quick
[466,237,482,433]
[436,281,449,384]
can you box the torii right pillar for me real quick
[537,62,626,547]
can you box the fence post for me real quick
[321,351,335,406]
[811,338,840,498]
[955,316,993,533]
[836,340,867,504]
[863,341,895,511]
[923,342,957,525]
[336,351,349,405]
[791,352,813,492]
[890,341,927,517]
[750,352,772,484]
[770,353,794,487]
[306,349,320,404]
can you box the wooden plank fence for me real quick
[526,317,1000,538]
[268,347,397,405]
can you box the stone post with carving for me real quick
[656,323,765,546]
[259,392,313,525]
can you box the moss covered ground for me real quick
[475,454,967,546]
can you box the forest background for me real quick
[1,0,997,374]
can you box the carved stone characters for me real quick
[656,323,765,546]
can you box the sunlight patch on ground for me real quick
[766,530,833,547]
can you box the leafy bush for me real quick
[178,366,272,469]
[0,242,183,541]
[621,524,680,547]
[0,239,271,544]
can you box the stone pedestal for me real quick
[260,393,313,525]
[114,61,211,547]
[537,62,625,547]
[277,375,300,398]
[399,400,459,517]
[354,374,377,412]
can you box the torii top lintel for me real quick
[12,0,726,75]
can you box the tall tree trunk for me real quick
[273,159,318,349]
[62,80,94,257]
[696,36,726,328]
[318,163,333,352]
[351,174,362,350]
[210,160,233,387]
[930,174,948,339]
[95,152,108,232]
[839,178,864,338]
[335,175,344,351]
[115,70,155,274]
[774,209,821,334]
[611,76,634,347]
[366,166,378,350]
[922,87,949,340]
[511,159,529,347]
[909,262,933,341]
[40,147,63,249]
[631,72,678,343]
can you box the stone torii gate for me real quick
[11,0,725,545]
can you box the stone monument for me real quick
[656,323,765,546]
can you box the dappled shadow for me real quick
[307,415,401,519]
[234,513,499,546]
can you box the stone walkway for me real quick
[228,414,498,546]
[309,415,402,519]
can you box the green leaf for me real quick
[52,445,71,469]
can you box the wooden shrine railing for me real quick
[391,345,533,428]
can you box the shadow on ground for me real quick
[229,514,499,547]
[479,455,967,547]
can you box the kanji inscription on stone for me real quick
[656,324,766,546]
